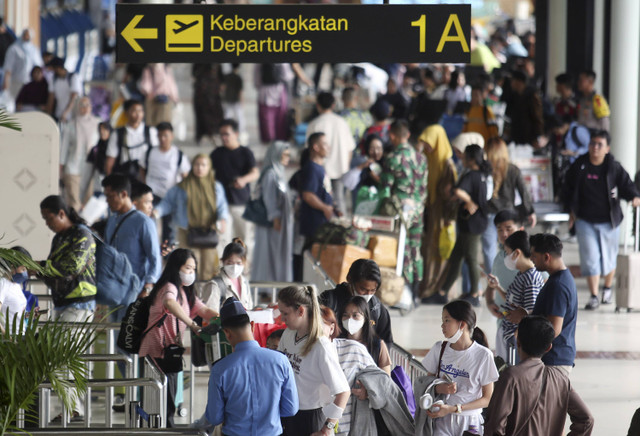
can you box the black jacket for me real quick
[563,153,639,227]
[319,283,393,346]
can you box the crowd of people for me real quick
[4,14,640,436]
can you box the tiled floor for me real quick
[43,64,640,434]
[390,238,640,436]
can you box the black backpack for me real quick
[260,64,282,85]
[114,125,152,180]
[117,296,167,354]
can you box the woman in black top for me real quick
[319,259,393,346]
[425,145,491,307]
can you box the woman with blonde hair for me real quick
[418,124,459,297]
[483,137,536,275]
[277,285,350,436]
[155,154,229,280]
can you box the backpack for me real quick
[117,295,165,354]
[260,64,282,85]
[90,211,142,307]
[114,125,151,180]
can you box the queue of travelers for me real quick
[7,15,638,434]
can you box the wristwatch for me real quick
[455,404,462,414]
[324,420,336,430]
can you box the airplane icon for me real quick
[166,14,203,52]
[173,20,198,34]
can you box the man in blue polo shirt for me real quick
[206,299,299,436]
[529,233,578,373]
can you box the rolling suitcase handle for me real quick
[622,205,640,254]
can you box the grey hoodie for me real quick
[413,375,449,436]
[350,366,415,436]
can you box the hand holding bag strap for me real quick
[436,341,448,378]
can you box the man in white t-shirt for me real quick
[306,91,356,214]
[104,99,158,180]
[48,57,82,122]
[140,121,190,244]
[0,277,27,334]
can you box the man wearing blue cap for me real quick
[206,298,299,436]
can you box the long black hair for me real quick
[464,144,492,176]
[340,296,381,362]
[444,300,489,348]
[148,248,197,307]
[40,195,86,226]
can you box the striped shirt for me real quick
[333,339,376,436]
[501,268,544,341]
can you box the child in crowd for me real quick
[422,300,499,435]
[266,328,285,351]
[340,296,391,374]
[277,285,350,436]
[486,230,543,363]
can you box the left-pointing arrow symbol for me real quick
[121,15,157,52]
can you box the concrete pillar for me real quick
[609,0,639,176]
[593,0,606,94]
[546,0,567,97]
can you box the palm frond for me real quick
[0,247,46,279]
[0,107,21,132]
[0,311,98,434]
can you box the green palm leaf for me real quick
[0,312,98,435]
[0,107,21,132]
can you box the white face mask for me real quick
[361,294,374,303]
[346,318,365,336]
[503,251,518,271]
[223,264,244,279]
[179,271,196,287]
[446,323,464,344]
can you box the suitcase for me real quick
[615,206,640,313]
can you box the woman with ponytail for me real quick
[421,300,499,435]
[277,285,350,436]
[425,144,492,307]
[39,195,97,421]
[202,238,253,312]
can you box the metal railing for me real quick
[389,343,429,382]
[27,429,207,435]
[37,355,165,429]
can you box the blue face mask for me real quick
[12,271,29,285]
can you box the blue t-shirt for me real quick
[532,269,577,366]
[299,161,333,238]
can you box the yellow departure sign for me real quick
[166,15,204,52]
[116,4,471,63]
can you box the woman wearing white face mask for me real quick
[421,300,498,436]
[139,248,218,426]
[485,230,543,364]
[202,238,253,313]
[340,296,391,375]
[319,259,394,347]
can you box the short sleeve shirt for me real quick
[0,278,27,329]
[422,341,499,411]
[278,329,349,410]
[299,161,333,238]
[106,124,159,164]
[210,146,257,205]
[139,283,205,359]
[456,170,489,234]
[532,269,578,366]
[52,73,82,119]
[141,146,191,198]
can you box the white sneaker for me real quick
[602,288,613,304]
[585,295,600,310]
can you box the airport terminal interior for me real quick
[1,0,640,435]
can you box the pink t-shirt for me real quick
[139,283,205,358]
